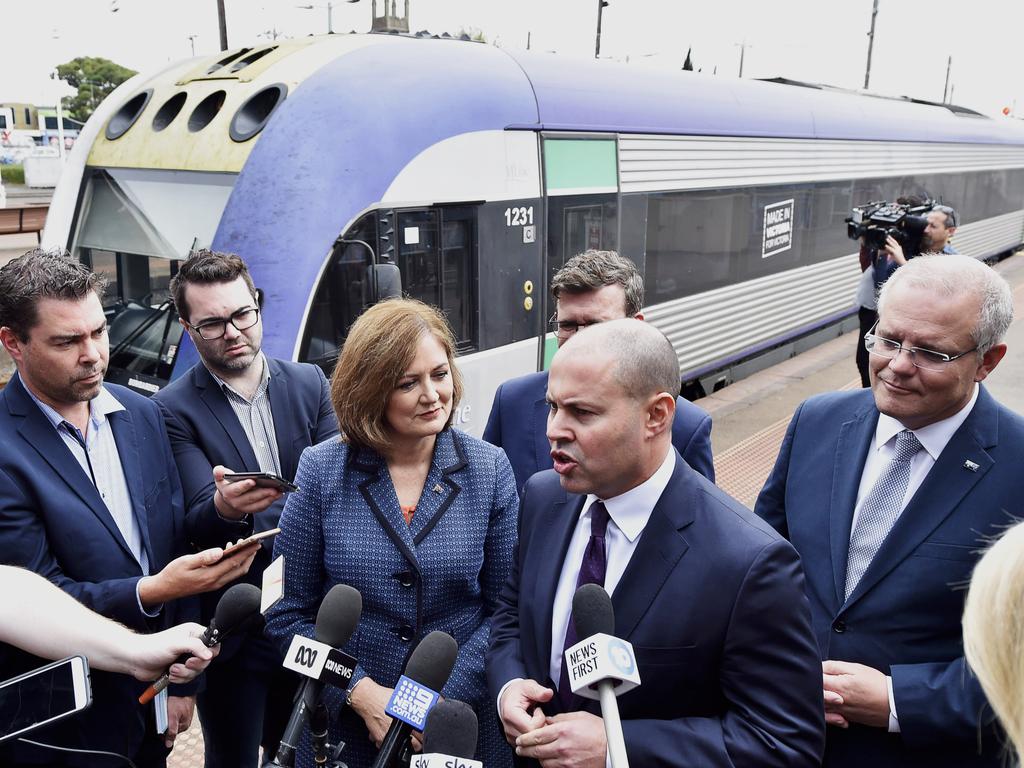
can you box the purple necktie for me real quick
[558,500,610,710]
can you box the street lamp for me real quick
[296,0,361,34]
[595,0,609,59]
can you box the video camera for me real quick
[846,198,935,257]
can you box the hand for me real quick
[138,544,260,607]
[127,622,219,683]
[498,678,552,745]
[164,695,196,749]
[515,712,607,768]
[822,659,891,728]
[348,677,395,748]
[213,465,283,520]
[882,235,906,266]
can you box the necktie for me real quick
[558,500,610,710]
[845,429,922,599]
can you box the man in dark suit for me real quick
[153,250,338,768]
[0,250,258,767]
[487,319,824,767]
[483,250,714,492]
[755,253,1019,767]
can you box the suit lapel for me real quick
[532,372,551,475]
[354,448,420,572]
[409,430,466,546]
[266,359,300,479]
[828,406,878,608]
[194,365,260,470]
[107,408,155,568]
[612,455,693,640]
[845,388,997,606]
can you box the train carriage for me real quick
[43,32,1024,433]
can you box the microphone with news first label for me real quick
[138,582,262,704]
[565,583,640,768]
[271,583,363,768]
[370,630,459,768]
[411,699,482,768]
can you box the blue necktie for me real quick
[558,501,610,710]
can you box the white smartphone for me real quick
[0,655,92,743]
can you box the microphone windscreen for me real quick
[404,630,458,691]
[213,583,262,634]
[315,583,362,648]
[572,583,615,640]
[422,699,478,759]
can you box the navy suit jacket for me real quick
[483,370,716,492]
[487,454,825,767]
[755,386,1020,767]
[0,374,195,765]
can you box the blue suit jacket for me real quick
[265,429,519,767]
[483,370,715,492]
[487,455,825,767]
[755,386,1019,767]
[0,374,195,765]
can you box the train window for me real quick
[545,194,618,277]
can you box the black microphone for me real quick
[272,584,363,768]
[411,699,480,767]
[370,630,459,768]
[310,703,330,766]
[139,582,262,704]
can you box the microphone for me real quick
[370,630,459,768]
[138,582,262,704]
[411,699,481,768]
[272,583,362,768]
[310,703,330,766]
[565,584,641,768]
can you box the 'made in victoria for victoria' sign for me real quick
[762,199,794,258]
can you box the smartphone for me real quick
[223,472,299,493]
[0,656,92,744]
[222,527,282,558]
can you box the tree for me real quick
[55,57,137,123]
[682,47,695,71]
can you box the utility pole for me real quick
[188,34,197,56]
[737,40,748,77]
[217,0,228,50]
[942,55,952,103]
[863,0,879,89]
[595,0,608,58]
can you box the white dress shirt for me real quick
[852,384,979,732]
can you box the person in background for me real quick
[266,299,518,768]
[153,249,338,768]
[484,249,714,493]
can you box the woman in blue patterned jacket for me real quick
[265,299,518,767]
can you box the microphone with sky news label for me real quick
[411,698,481,768]
[565,583,641,768]
[370,630,459,768]
[270,583,363,768]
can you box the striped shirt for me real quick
[208,354,282,476]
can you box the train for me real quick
[42,31,1024,435]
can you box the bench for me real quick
[0,205,48,242]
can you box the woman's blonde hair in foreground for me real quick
[963,520,1024,761]
[329,298,464,456]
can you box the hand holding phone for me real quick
[222,528,281,559]
[213,466,293,520]
[223,472,299,493]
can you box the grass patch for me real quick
[1,164,25,185]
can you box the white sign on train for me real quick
[762,199,795,258]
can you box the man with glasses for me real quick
[483,250,714,493]
[755,253,1020,768]
[153,249,338,768]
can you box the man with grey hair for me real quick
[484,249,714,493]
[756,253,1019,768]
[488,319,825,767]
[0,249,259,767]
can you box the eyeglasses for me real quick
[547,314,602,340]
[190,308,260,340]
[864,326,976,372]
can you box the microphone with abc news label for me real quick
[564,583,641,768]
[410,698,481,768]
[269,583,363,768]
[370,630,459,768]
[138,582,263,704]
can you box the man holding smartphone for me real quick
[153,249,339,768]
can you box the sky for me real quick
[1,0,1022,118]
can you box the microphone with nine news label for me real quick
[370,630,459,768]
[411,698,481,768]
[565,583,640,768]
[270,583,363,768]
[138,582,263,704]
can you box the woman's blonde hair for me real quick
[963,520,1024,761]
[330,298,464,456]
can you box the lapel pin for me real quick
[963,460,979,472]
[432,483,443,494]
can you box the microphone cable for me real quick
[18,737,137,767]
